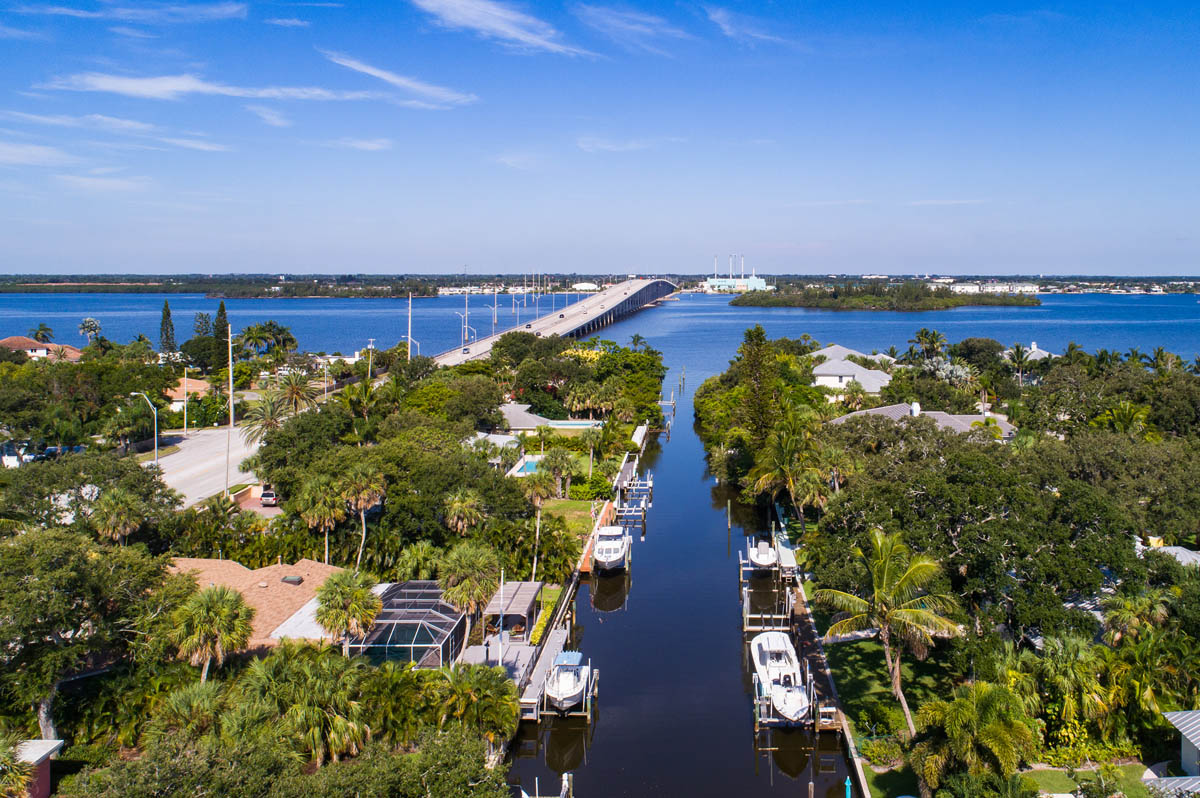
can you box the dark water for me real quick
[8,290,1200,795]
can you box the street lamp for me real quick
[483,303,497,337]
[130,391,158,464]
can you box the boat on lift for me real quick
[592,525,631,572]
[750,631,811,723]
[747,537,778,570]
[545,651,591,713]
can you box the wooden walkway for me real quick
[520,628,568,721]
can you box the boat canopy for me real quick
[597,526,624,539]
[554,651,584,667]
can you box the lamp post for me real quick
[181,365,190,439]
[224,326,233,497]
[130,391,158,464]
[366,338,375,380]
[483,303,497,337]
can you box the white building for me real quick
[812,359,892,394]
[949,283,981,294]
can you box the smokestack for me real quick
[728,254,733,280]
[713,255,717,278]
[741,255,745,279]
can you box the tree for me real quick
[438,542,500,644]
[213,301,229,344]
[629,333,647,351]
[435,665,518,750]
[971,416,1003,440]
[339,464,385,572]
[277,370,317,414]
[522,471,556,582]
[909,682,1036,798]
[91,487,143,546]
[79,316,101,343]
[315,571,382,657]
[815,530,959,736]
[1007,343,1030,388]
[193,312,213,338]
[395,540,440,580]
[1090,401,1160,441]
[534,425,553,454]
[26,322,53,343]
[580,427,604,478]
[239,324,271,356]
[734,325,778,447]
[541,446,574,498]
[160,300,177,353]
[0,730,32,798]
[172,585,254,682]
[910,328,947,360]
[298,474,348,565]
[443,488,484,537]
[1102,588,1174,647]
[241,391,289,446]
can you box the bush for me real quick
[857,699,906,737]
[569,474,612,501]
[859,736,903,767]
[1040,739,1138,769]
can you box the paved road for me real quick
[154,427,258,507]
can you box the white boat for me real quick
[750,632,810,723]
[748,538,778,569]
[545,651,591,712]
[593,526,631,571]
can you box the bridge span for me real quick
[433,278,677,366]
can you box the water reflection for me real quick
[589,571,631,614]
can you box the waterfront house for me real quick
[830,402,1016,440]
[809,344,894,364]
[165,376,212,411]
[0,336,81,362]
[812,359,892,395]
[1002,341,1057,361]
[500,402,601,433]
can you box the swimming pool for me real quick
[516,460,541,474]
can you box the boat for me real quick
[592,525,631,571]
[750,632,810,723]
[545,651,591,712]
[747,538,778,569]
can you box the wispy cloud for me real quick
[906,199,988,206]
[108,25,156,37]
[0,22,44,38]
[16,2,246,23]
[410,0,591,55]
[496,152,539,169]
[320,50,478,107]
[704,6,787,45]
[0,140,78,166]
[5,111,232,152]
[264,17,309,26]
[159,137,229,151]
[56,173,151,191]
[576,135,684,153]
[979,10,1066,25]
[573,5,690,55]
[329,137,392,151]
[244,104,291,127]
[43,72,384,101]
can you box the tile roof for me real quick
[812,359,892,393]
[830,403,1016,438]
[500,402,552,431]
[811,344,894,363]
[1142,775,1200,796]
[166,377,213,401]
[0,336,82,361]
[170,557,344,648]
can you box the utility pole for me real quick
[182,365,189,438]
[367,338,375,380]
[407,292,413,362]
[224,326,233,497]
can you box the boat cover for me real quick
[554,651,584,667]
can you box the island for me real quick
[730,280,1040,311]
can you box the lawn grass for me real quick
[543,498,595,538]
[135,444,181,463]
[865,765,919,797]
[1024,764,1150,798]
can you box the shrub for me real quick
[859,736,903,767]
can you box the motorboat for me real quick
[750,632,810,723]
[748,538,779,569]
[545,651,591,712]
[592,526,631,572]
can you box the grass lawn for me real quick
[135,444,181,463]
[823,637,958,734]
[865,765,919,797]
[542,498,595,538]
[1024,764,1150,797]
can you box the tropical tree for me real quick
[435,665,519,752]
[1090,400,1160,441]
[815,530,959,736]
[970,416,1003,440]
[145,680,225,742]
[534,425,554,454]
[240,390,289,446]
[443,488,485,537]
[910,328,946,360]
[239,324,271,356]
[298,474,347,564]
[1102,588,1174,647]
[438,542,500,643]
[747,425,809,520]
[396,540,441,580]
[522,471,556,582]
[1036,636,1108,729]
[542,446,575,498]
[909,682,1037,798]
[629,333,647,351]
[315,570,382,657]
[90,487,143,546]
[172,585,255,682]
[78,317,101,343]
[580,427,604,478]
[159,300,176,353]
[277,370,317,414]
[26,322,53,343]
[0,730,32,798]
[1007,343,1030,388]
[362,661,423,746]
[339,463,385,572]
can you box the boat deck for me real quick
[519,628,568,720]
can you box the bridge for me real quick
[433,278,677,366]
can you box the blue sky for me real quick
[1,0,1197,275]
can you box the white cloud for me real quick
[320,50,478,107]
[0,140,78,166]
[0,22,44,38]
[906,199,988,206]
[264,17,309,27]
[56,173,151,191]
[43,72,384,101]
[244,104,291,127]
[5,111,159,133]
[573,5,690,55]
[16,2,246,23]
[410,0,591,55]
[496,152,538,169]
[329,137,392,150]
[108,25,156,37]
[704,6,787,44]
[159,137,229,151]
[576,135,683,153]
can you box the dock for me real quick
[519,628,568,721]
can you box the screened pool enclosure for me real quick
[347,581,466,667]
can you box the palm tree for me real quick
[522,471,556,582]
[396,540,441,580]
[971,416,1003,440]
[443,488,485,536]
[629,333,647,351]
[542,447,575,498]
[172,585,255,682]
[1151,347,1181,374]
[240,390,289,445]
[438,542,500,644]
[298,474,348,564]
[989,641,1043,719]
[316,570,382,657]
[534,425,554,454]
[1101,588,1174,647]
[1036,636,1108,728]
[1090,400,1159,441]
[91,487,142,546]
[747,427,808,520]
[362,661,422,746]
[146,680,225,742]
[436,665,519,752]
[909,328,946,360]
[277,370,317,414]
[338,379,377,421]
[0,730,32,798]
[909,682,1036,798]
[239,324,271,356]
[580,427,604,478]
[815,530,959,736]
[26,322,53,343]
[78,316,101,343]
[1007,343,1030,388]
[339,463,385,572]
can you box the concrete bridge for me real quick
[433,278,677,366]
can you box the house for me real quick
[341,581,467,668]
[499,402,601,433]
[15,739,63,798]
[169,557,345,648]
[165,377,213,411]
[461,581,544,685]
[830,402,1016,440]
[810,344,894,364]
[948,283,982,294]
[1142,711,1200,795]
[0,336,82,362]
[1002,341,1057,362]
[812,359,892,394]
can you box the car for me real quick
[462,347,470,354]
[260,489,278,507]
[525,323,533,329]
[559,313,565,318]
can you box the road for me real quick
[154,427,258,507]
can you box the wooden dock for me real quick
[520,628,568,721]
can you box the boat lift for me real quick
[539,657,599,723]
[751,657,817,731]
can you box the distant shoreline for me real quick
[730,289,1041,311]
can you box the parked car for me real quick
[260,488,278,507]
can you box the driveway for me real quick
[153,427,258,507]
